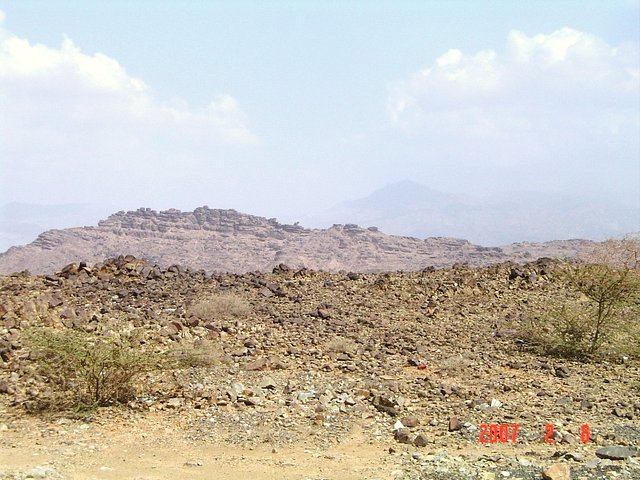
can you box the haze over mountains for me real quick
[1,181,637,256]
[304,181,639,246]
[0,202,121,253]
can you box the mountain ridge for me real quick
[0,206,599,275]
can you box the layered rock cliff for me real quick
[0,206,596,274]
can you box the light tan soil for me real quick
[0,410,400,480]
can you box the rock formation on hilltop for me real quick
[0,206,597,275]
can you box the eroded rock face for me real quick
[0,206,597,275]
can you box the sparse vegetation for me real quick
[167,338,227,368]
[4,250,640,478]
[24,328,157,412]
[189,293,251,321]
[523,238,640,358]
[325,336,356,354]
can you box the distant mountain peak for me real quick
[311,181,638,246]
[344,180,457,211]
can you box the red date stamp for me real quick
[479,423,590,444]
[479,423,519,443]
[544,423,591,444]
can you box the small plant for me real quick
[24,327,156,412]
[167,338,226,368]
[325,336,356,354]
[189,293,251,321]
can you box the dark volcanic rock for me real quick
[595,446,638,460]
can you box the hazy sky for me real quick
[0,0,638,222]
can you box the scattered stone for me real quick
[542,463,570,480]
[479,473,496,480]
[517,457,532,467]
[26,466,60,478]
[59,307,75,320]
[393,420,405,430]
[245,358,268,371]
[394,429,412,444]
[584,458,600,469]
[560,432,577,445]
[595,446,638,460]
[259,376,277,389]
[167,397,184,408]
[297,391,316,402]
[401,415,420,428]
[0,379,9,394]
[371,395,399,417]
[612,407,629,418]
[48,294,64,308]
[580,399,593,410]
[413,434,429,447]
[563,452,583,462]
[1,252,638,479]
[259,287,274,298]
[161,324,179,336]
[448,416,463,431]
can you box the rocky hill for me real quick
[0,206,597,275]
[0,256,638,479]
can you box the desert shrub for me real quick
[522,241,640,358]
[166,338,226,368]
[437,354,474,374]
[584,236,639,271]
[325,336,356,354]
[24,328,156,412]
[189,293,251,321]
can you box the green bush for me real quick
[523,260,640,358]
[24,328,156,412]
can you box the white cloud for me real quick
[389,28,640,177]
[0,31,256,143]
[0,18,257,205]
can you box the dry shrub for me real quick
[24,328,157,412]
[166,338,226,368]
[189,293,251,321]
[583,236,640,271]
[325,336,356,354]
[522,238,640,358]
[437,354,474,374]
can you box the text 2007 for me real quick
[479,423,519,443]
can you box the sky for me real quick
[0,0,638,224]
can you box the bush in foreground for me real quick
[24,328,156,412]
[522,239,640,358]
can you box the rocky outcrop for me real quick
[0,206,597,275]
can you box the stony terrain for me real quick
[0,255,638,479]
[0,207,598,275]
